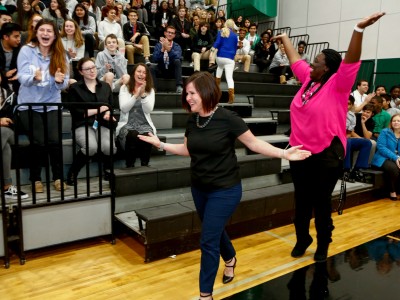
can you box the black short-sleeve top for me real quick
[185,107,249,191]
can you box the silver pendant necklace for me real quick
[196,106,218,128]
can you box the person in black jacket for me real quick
[0,22,21,94]
[0,70,28,199]
[171,6,191,52]
[253,30,276,73]
[123,9,151,65]
[66,57,117,185]
[191,22,213,72]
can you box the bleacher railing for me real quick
[290,34,310,49]
[306,42,330,63]
[273,27,291,37]
[257,20,276,35]
[0,102,116,267]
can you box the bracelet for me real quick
[141,93,147,99]
[281,149,286,159]
[354,25,364,33]
[158,142,165,151]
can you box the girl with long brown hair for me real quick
[17,19,69,193]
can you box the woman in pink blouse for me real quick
[273,12,385,263]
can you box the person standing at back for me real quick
[209,18,237,103]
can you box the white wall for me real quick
[278,0,400,60]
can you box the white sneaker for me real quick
[189,62,194,67]
[4,185,29,200]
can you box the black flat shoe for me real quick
[390,196,397,201]
[291,236,313,258]
[222,257,236,284]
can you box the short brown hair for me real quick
[181,72,221,113]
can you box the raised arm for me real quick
[344,12,385,63]
[272,33,301,65]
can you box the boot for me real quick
[228,88,235,104]
[67,150,90,186]
[280,75,287,84]
[215,77,221,86]
[102,154,113,181]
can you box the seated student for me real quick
[253,30,275,73]
[382,93,400,116]
[115,3,128,27]
[353,102,376,163]
[98,6,125,53]
[343,95,372,182]
[95,33,130,92]
[0,71,28,199]
[352,79,370,113]
[189,13,200,40]
[66,57,117,185]
[171,6,191,52]
[154,1,172,39]
[72,3,96,58]
[297,40,310,64]
[0,5,12,29]
[131,0,148,24]
[60,19,85,63]
[42,0,69,31]
[375,85,386,96]
[268,43,292,84]
[234,27,251,72]
[372,114,400,200]
[371,95,391,140]
[123,9,152,65]
[117,63,156,167]
[0,22,21,94]
[145,0,159,28]
[191,22,213,72]
[149,25,183,93]
[245,23,260,57]
[389,85,400,108]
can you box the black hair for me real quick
[298,40,307,47]
[348,94,355,105]
[0,22,21,39]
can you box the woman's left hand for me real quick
[55,68,65,83]
[0,117,13,127]
[284,145,312,161]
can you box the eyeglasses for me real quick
[166,31,175,34]
[81,66,96,72]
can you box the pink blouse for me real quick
[289,59,361,154]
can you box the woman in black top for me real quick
[66,57,117,185]
[138,71,311,300]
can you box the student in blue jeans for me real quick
[138,71,311,300]
[344,95,372,182]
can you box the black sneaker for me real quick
[352,170,366,183]
[4,185,29,200]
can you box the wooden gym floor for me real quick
[0,198,398,300]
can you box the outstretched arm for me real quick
[271,33,301,65]
[237,130,311,161]
[344,12,385,63]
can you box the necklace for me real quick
[301,81,322,105]
[196,107,218,128]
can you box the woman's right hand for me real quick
[0,117,13,127]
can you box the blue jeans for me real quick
[191,183,242,294]
[344,138,372,170]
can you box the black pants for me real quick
[269,65,293,78]
[19,110,63,182]
[124,130,152,167]
[289,137,344,246]
[380,159,400,193]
